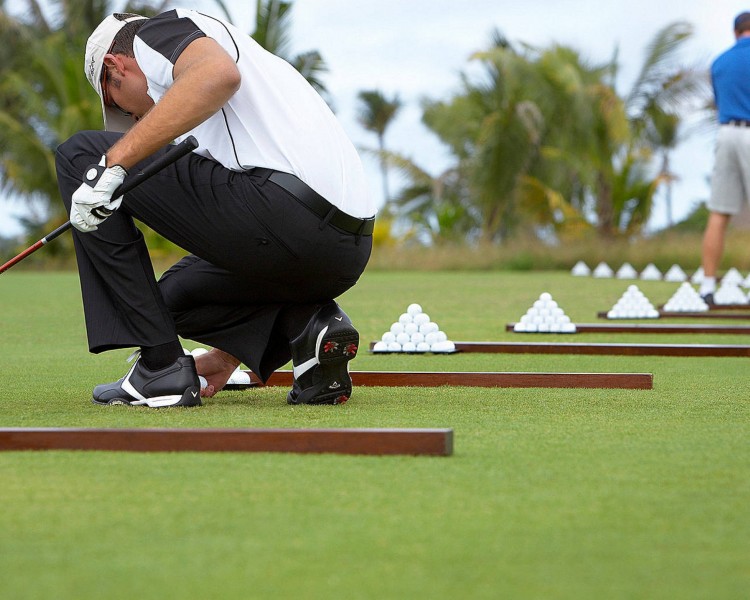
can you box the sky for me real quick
[1,0,748,237]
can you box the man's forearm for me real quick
[106,39,241,168]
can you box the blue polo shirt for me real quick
[712,36,750,123]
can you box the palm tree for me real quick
[408,25,702,243]
[0,0,171,236]
[623,21,708,229]
[357,90,401,203]
[421,37,604,242]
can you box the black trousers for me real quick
[55,131,372,381]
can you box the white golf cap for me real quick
[84,13,148,133]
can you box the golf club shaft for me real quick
[0,136,198,274]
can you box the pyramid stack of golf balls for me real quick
[372,304,455,353]
[593,262,614,278]
[639,263,662,281]
[663,264,687,282]
[662,282,709,312]
[691,267,704,284]
[616,262,638,279]
[606,285,659,318]
[722,267,744,286]
[571,260,591,276]
[513,293,576,333]
[714,281,749,305]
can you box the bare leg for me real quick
[702,212,732,277]
[194,348,241,398]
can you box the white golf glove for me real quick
[70,155,127,233]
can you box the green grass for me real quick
[0,270,748,599]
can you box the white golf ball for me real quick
[402,341,417,352]
[436,330,447,343]
[416,342,431,352]
[381,331,396,344]
[372,341,389,352]
[387,341,402,352]
[398,312,412,324]
[396,332,410,345]
[404,322,419,335]
[539,292,552,302]
[191,347,208,357]
[199,375,208,389]
[420,321,439,335]
[390,322,404,335]
[407,303,423,315]
[431,341,455,353]
[425,332,439,345]
[411,332,425,344]
[413,313,430,326]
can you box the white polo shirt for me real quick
[134,9,374,219]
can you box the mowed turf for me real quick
[0,270,748,599]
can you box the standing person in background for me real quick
[56,10,375,408]
[701,11,750,304]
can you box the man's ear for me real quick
[103,53,124,75]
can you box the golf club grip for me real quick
[0,136,198,274]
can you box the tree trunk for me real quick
[596,172,614,237]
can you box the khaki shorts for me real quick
[709,125,750,215]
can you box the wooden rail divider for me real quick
[369,341,750,357]
[250,370,652,390]
[506,323,750,334]
[0,427,454,456]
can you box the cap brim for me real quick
[102,103,134,133]
[91,58,133,133]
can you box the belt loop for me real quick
[320,205,336,230]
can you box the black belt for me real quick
[727,119,750,127]
[251,168,375,236]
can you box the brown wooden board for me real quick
[254,370,652,390]
[450,341,750,357]
[506,323,750,334]
[597,311,750,320]
[0,427,453,456]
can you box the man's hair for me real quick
[110,14,147,57]
[735,12,750,34]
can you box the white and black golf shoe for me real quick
[92,352,201,408]
[287,301,359,405]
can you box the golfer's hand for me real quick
[70,156,127,233]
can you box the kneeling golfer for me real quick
[57,10,375,407]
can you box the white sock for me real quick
[700,277,716,295]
